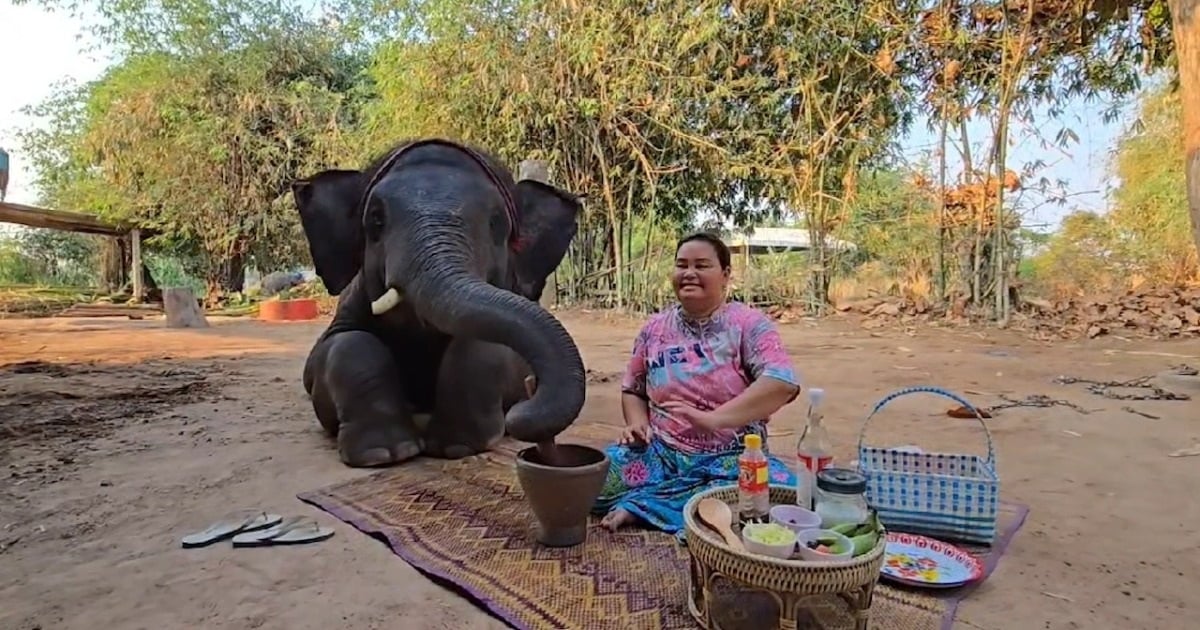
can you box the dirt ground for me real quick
[1,310,1197,630]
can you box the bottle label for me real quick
[739,460,768,493]
[798,454,833,474]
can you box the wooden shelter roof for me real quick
[0,201,137,237]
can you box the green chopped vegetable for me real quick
[830,522,858,535]
[850,530,878,556]
[744,523,796,546]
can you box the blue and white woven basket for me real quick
[856,386,999,546]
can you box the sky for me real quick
[898,95,1134,232]
[0,1,112,224]
[0,2,1139,234]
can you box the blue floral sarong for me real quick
[591,437,796,539]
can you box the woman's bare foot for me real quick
[601,508,638,532]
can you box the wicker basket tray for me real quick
[683,484,887,630]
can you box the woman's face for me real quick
[672,240,729,309]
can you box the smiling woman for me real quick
[592,232,803,535]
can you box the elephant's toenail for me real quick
[392,441,422,461]
[349,447,394,467]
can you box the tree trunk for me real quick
[1167,0,1200,257]
[936,109,948,303]
[206,252,246,300]
[222,253,246,293]
[101,237,126,293]
[164,287,209,328]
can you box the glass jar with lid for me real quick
[814,467,869,529]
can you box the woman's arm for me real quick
[709,376,799,429]
[708,310,801,429]
[622,392,651,427]
[619,326,655,443]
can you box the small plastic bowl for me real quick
[769,505,822,533]
[741,523,798,560]
[795,529,854,562]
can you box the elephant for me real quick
[289,138,588,468]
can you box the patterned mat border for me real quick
[299,475,533,629]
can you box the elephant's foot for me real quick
[304,337,341,437]
[318,329,425,468]
[422,432,504,460]
[338,422,424,468]
[424,337,513,460]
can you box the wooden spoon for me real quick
[697,498,745,552]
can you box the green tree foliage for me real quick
[16,0,368,293]
[355,0,921,308]
[1107,80,1196,281]
[906,0,1178,317]
[1030,81,1195,295]
[9,0,1193,311]
[840,169,939,273]
[0,229,101,286]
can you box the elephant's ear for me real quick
[291,169,366,296]
[511,179,585,301]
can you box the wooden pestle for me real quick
[524,375,565,467]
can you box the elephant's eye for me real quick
[364,203,385,241]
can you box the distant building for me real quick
[725,226,857,255]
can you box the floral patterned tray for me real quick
[880,532,984,589]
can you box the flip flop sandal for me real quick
[181,510,283,548]
[231,516,335,548]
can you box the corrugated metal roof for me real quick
[726,227,857,252]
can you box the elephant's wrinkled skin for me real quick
[291,139,587,467]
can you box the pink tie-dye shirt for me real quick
[620,301,800,454]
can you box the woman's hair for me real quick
[676,231,732,271]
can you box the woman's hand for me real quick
[620,421,653,446]
[661,400,726,432]
[620,392,654,446]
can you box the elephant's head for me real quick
[290,139,587,444]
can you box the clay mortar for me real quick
[515,442,610,547]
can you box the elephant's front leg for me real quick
[425,337,526,459]
[311,330,423,467]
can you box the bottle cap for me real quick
[744,433,762,449]
[816,467,867,494]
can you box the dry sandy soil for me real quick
[1,310,1198,630]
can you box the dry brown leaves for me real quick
[817,286,1200,340]
[1019,286,1200,340]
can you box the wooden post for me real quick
[130,228,144,303]
[517,159,557,309]
[163,287,209,328]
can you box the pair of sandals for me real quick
[181,510,335,548]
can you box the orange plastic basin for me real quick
[259,298,319,321]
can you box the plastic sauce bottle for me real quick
[796,388,833,510]
[737,433,770,524]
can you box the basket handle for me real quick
[856,385,995,466]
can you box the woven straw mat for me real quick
[298,423,1023,630]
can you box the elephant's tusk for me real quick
[370,287,402,315]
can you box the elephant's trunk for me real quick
[376,211,586,445]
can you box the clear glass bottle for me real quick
[796,388,833,510]
[814,467,870,529]
[737,433,770,524]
